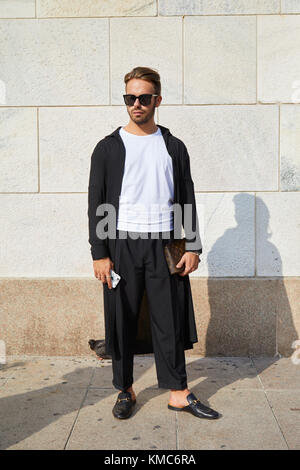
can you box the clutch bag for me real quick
[164,237,186,275]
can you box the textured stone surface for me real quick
[277,279,300,356]
[0,108,38,192]
[258,15,300,103]
[280,105,300,191]
[1,355,298,450]
[0,194,94,276]
[37,0,156,17]
[1,4,300,381]
[281,0,300,13]
[177,389,287,450]
[39,106,128,192]
[256,193,300,276]
[0,19,109,105]
[110,17,182,104]
[190,192,255,277]
[1,278,299,357]
[251,357,300,389]
[67,388,177,450]
[0,0,35,18]
[159,105,278,191]
[190,278,279,356]
[0,357,96,450]
[0,279,104,355]
[1,357,97,393]
[159,0,280,15]
[185,356,261,391]
[184,16,256,104]
[264,391,300,450]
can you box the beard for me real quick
[128,104,156,125]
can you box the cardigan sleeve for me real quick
[87,140,110,260]
[181,143,203,254]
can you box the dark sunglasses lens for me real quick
[124,95,134,105]
[139,95,151,105]
[124,94,152,106]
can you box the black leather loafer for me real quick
[168,392,219,419]
[112,391,136,419]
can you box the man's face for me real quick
[125,78,161,125]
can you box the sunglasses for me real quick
[123,94,159,106]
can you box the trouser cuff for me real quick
[112,381,133,392]
[158,382,188,390]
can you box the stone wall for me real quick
[0,1,299,356]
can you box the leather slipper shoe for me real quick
[112,391,136,419]
[168,392,219,419]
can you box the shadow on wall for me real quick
[205,193,298,357]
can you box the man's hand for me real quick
[93,257,114,289]
[176,252,200,276]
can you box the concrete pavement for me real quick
[0,354,299,450]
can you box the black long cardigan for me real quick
[87,124,202,360]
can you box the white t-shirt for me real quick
[117,126,174,232]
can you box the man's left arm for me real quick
[175,142,202,276]
[181,142,203,255]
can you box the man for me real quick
[88,67,219,420]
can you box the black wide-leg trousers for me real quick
[111,229,188,392]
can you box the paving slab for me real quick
[0,356,97,393]
[0,356,100,450]
[66,388,177,450]
[0,381,86,450]
[0,359,26,386]
[0,356,298,450]
[185,356,262,393]
[264,390,300,450]
[251,357,300,389]
[176,389,288,450]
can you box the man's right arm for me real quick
[87,140,110,260]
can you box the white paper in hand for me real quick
[110,269,121,288]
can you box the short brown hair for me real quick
[124,66,161,96]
